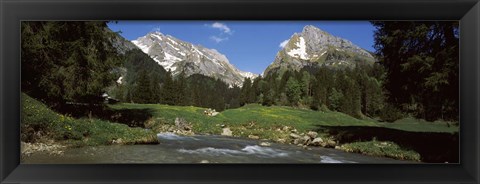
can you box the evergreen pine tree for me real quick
[133,70,152,103]
[161,70,176,105]
[285,78,302,106]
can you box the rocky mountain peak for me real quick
[302,25,329,36]
[131,32,257,86]
[264,25,376,76]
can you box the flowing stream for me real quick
[24,133,416,164]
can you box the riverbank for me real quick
[21,93,159,160]
[112,103,457,162]
[21,140,66,157]
[23,133,416,164]
[146,120,422,162]
[21,93,458,163]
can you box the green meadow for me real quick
[110,103,457,135]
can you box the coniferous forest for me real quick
[20,21,459,164]
[22,21,458,122]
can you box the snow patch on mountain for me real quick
[264,25,376,76]
[240,71,257,79]
[152,34,163,41]
[287,36,309,60]
[164,52,182,62]
[132,32,258,86]
[131,40,150,54]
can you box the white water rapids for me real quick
[23,133,414,164]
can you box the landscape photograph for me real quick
[20,21,459,164]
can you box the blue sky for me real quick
[107,21,375,75]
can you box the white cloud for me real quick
[279,39,289,48]
[208,22,232,35]
[210,36,228,43]
[206,22,233,43]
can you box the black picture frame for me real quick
[1,0,479,183]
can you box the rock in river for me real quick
[290,133,301,139]
[260,142,271,147]
[221,127,233,136]
[307,131,318,139]
[311,137,324,146]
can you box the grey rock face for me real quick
[301,25,372,58]
[132,32,257,86]
[107,28,138,55]
[264,25,375,76]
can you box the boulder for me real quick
[326,140,337,148]
[260,142,271,147]
[175,129,195,136]
[293,138,303,145]
[289,133,301,139]
[112,138,123,144]
[221,127,233,136]
[175,117,191,130]
[276,138,286,144]
[311,137,324,146]
[204,108,219,117]
[248,135,260,140]
[303,135,312,145]
[306,131,318,139]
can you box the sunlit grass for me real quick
[21,93,159,147]
[110,103,381,135]
[110,103,458,135]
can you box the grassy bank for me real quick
[337,139,421,161]
[111,103,377,130]
[110,103,378,142]
[21,95,457,162]
[110,103,459,162]
[21,93,159,151]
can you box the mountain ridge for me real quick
[263,25,376,76]
[131,31,257,86]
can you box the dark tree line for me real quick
[372,21,459,121]
[21,21,241,112]
[21,21,122,108]
[110,50,242,111]
[114,71,241,111]
[238,65,388,119]
[21,21,458,122]
[234,21,459,122]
